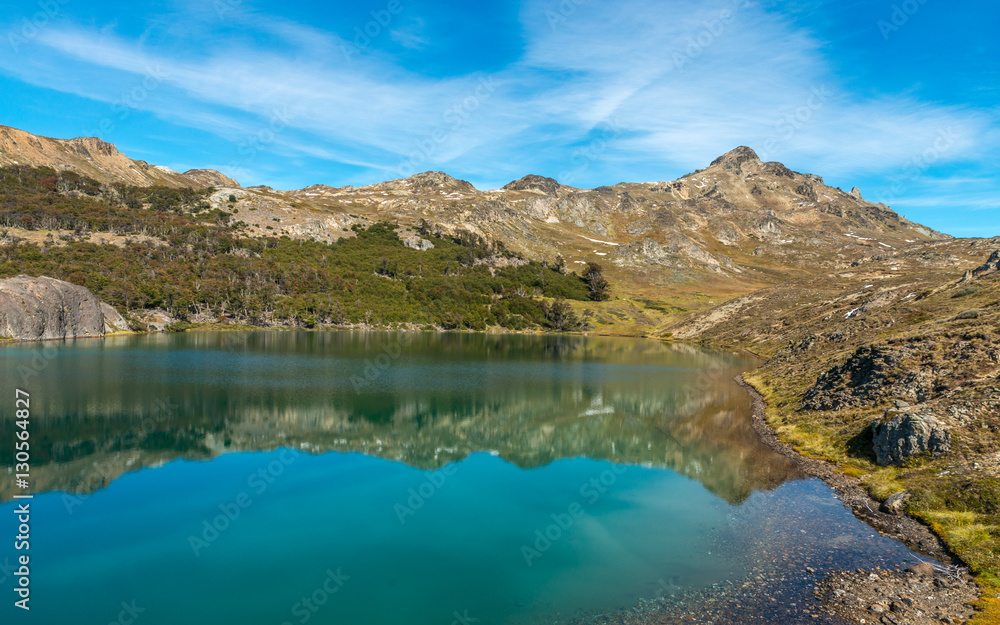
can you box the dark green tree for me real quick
[553,254,567,275]
[544,298,580,331]
[584,262,610,301]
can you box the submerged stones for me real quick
[871,405,951,466]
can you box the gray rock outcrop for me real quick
[972,250,1000,277]
[402,236,434,251]
[803,345,935,411]
[0,276,127,340]
[871,406,951,466]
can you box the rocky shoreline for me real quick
[817,566,976,625]
[736,376,980,624]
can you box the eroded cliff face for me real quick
[0,275,129,340]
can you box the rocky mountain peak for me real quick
[373,171,477,194]
[710,146,762,171]
[503,174,562,196]
[66,136,121,159]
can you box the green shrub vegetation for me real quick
[0,166,597,331]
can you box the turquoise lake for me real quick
[0,332,925,624]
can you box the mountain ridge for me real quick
[0,123,949,309]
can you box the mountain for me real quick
[0,124,951,321]
[0,126,945,301]
[224,146,948,305]
[272,146,947,270]
[0,125,238,188]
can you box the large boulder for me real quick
[0,276,126,340]
[871,406,951,466]
[101,302,131,333]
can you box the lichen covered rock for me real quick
[871,406,950,466]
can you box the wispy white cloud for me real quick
[0,0,995,198]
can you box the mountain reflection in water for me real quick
[0,331,802,503]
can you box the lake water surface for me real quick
[0,332,925,624]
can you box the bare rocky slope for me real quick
[0,275,129,340]
[0,125,238,189]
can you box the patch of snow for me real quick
[579,235,620,246]
[845,308,860,319]
[863,285,874,289]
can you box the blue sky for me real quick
[1,0,997,236]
